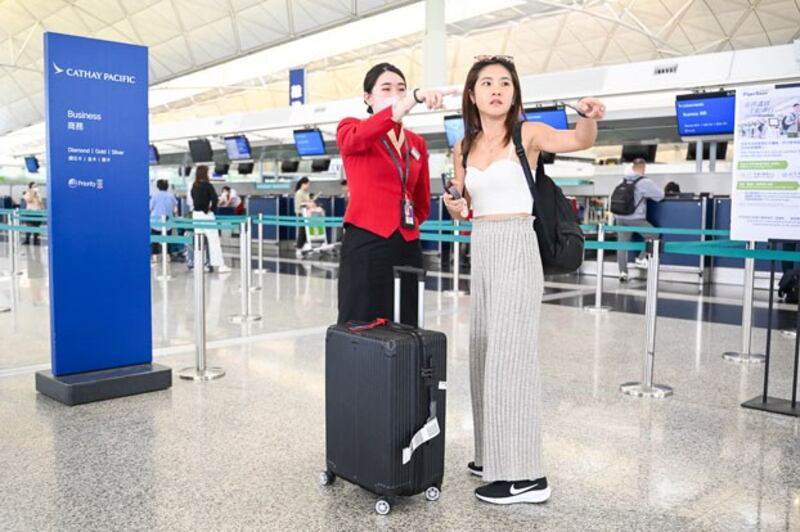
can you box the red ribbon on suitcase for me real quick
[347,318,389,333]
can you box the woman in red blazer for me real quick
[336,63,451,324]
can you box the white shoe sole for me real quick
[468,467,483,477]
[475,486,551,505]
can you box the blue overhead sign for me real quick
[45,32,152,376]
[290,67,306,106]
[676,91,736,137]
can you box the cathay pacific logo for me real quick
[52,62,136,85]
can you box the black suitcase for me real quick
[321,266,447,515]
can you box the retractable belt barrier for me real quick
[6,210,800,409]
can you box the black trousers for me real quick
[337,225,423,325]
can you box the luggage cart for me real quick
[298,206,339,260]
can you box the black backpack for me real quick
[460,124,585,275]
[609,176,645,215]
[778,269,799,305]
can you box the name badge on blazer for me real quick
[410,147,420,160]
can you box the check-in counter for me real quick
[247,193,347,245]
[646,196,713,271]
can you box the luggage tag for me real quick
[401,198,416,229]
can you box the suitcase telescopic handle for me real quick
[392,266,426,328]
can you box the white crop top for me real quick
[464,144,534,218]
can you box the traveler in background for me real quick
[294,177,316,259]
[336,62,450,324]
[219,185,245,214]
[334,179,350,244]
[191,166,231,273]
[340,179,349,204]
[149,179,178,262]
[22,182,44,246]
[664,181,681,196]
[442,55,605,505]
[614,158,664,282]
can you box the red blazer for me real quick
[336,106,431,241]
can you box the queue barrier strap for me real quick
[254,215,344,223]
[603,224,730,237]
[420,233,470,244]
[663,242,800,262]
[585,240,645,252]
[150,234,193,245]
[0,223,47,234]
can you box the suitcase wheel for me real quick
[375,499,392,516]
[319,471,335,487]
[425,486,441,502]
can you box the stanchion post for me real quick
[723,241,766,364]
[620,238,673,398]
[585,223,612,313]
[247,216,261,292]
[157,215,171,281]
[0,218,10,306]
[229,220,262,323]
[453,220,461,293]
[10,218,18,276]
[256,213,265,274]
[179,232,225,381]
[1,212,12,279]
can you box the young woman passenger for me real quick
[335,63,454,324]
[443,56,605,505]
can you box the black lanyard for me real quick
[380,137,410,199]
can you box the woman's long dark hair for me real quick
[194,165,209,187]
[460,57,524,161]
[294,176,310,192]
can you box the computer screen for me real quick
[443,115,465,148]
[237,162,254,175]
[311,159,331,172]
[524,105,569,130]
[224,135,251,160]
[281,160,300,173]
[293,129,326,157]
[188,138,213,163]
[675,91,736,137]
[621,144,657,163]
[213,163,230,176]
[686,141,728,161]
[24,156,39,173]
[149,145,159,165]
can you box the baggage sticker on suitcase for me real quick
[321,267,447,515]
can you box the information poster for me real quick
[731,84,800,242]
[45,32,152,375]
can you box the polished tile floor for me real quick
[1,242,799,531]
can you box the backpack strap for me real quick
[512,122,554,250]
[512,122,540,213]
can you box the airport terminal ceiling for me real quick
[1,0,799,138]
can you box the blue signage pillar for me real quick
[36,32,171,405]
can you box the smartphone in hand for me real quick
[441,173,461,199]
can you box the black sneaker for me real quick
[475,478,551,505]
[467,462,483,477]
